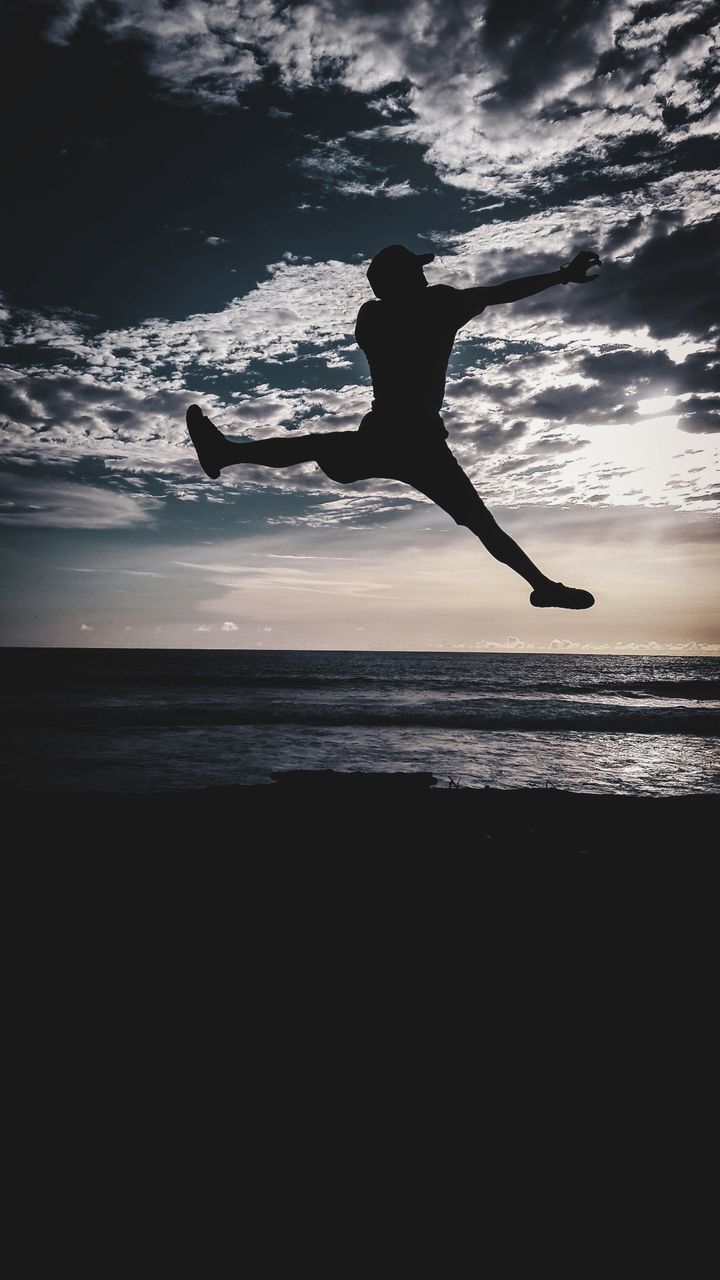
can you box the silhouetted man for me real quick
[187,244,601,608]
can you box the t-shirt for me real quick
[354,284,483,425]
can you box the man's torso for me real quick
[354,285,467,422]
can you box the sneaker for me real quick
[186,404,228,479]
[530,582,595,609]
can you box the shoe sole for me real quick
[530,591,595,609]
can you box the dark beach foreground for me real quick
[9,772,718,1009]
[10,771,719,854]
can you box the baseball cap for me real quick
[366,244,435,297]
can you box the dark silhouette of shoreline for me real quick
[6,775,717,854]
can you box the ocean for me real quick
[3,648,719,797]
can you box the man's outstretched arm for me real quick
[454,250,601,323]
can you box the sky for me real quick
[1,0,719,654]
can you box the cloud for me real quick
[297,137,371,183]
[44,1,720,196]
[558,215,720,341]
[177,555,393,598]
[221,620,238,630]
[578,347,720,396]
[335,178,419,199]
[677,396,720,433]
[296,137,419,198]
[0,474,159,527]
[46,0,95,46]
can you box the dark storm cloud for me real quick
[612,217,720,340]
[446,374,491,400]
[450,418,530,452]
[601,209,684,257]
[677,396,720,434]
[545,216,720,341]
[482,0,615,107]
[454,340,720,432]
[579,348,720,396]
[1,375,120,424]
[0,373,187,429]
[0,383,35,426]
[508,383,635,425]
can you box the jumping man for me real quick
[186,243,601,609]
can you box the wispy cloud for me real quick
[0,474,159,528]
[335,178,419,199]
[297,137,419,198]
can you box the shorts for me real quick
[311,410,489,530]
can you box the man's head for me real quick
[366,244,435,299]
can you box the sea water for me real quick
[3,648,718,796]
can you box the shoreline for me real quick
[7,777,718,852]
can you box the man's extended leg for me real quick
[186,404,325,478]
[397,445,595,609]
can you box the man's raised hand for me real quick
[563,250,601,283]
